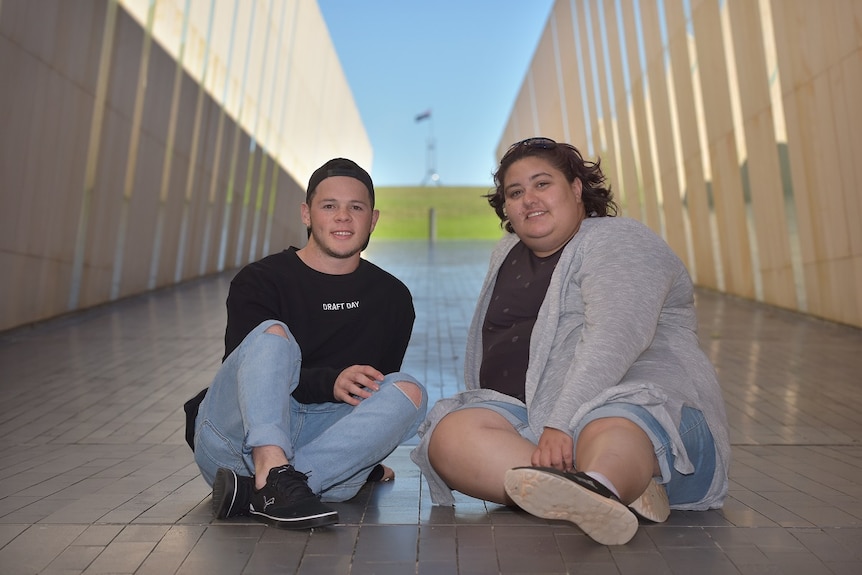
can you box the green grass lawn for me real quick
[372,186,505,240]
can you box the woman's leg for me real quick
[428,407,536,504]
[574,416,661,504]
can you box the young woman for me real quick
[411,138,730,545]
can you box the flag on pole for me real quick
[414,109,431,122]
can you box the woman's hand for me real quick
[333,365,384,405]
[532,427,574,471]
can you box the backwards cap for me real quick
[306,158,374,205]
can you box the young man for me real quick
[185,158,427,529]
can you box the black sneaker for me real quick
[211,467,253,519]
[504,467,638,545]
[248,465,338,529]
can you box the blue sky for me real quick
[317,1,555,188]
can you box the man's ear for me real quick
[369,209,380,233]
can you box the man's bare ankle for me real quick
[252,445,290,490]
[254,463,289,490]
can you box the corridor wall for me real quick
[0,0,371,331]
[500,0,861,327]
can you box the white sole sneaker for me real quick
[628,478,670,523]
[504,467,638,546]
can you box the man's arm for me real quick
[292,366,340,403]
[223,270,281,361]
[292,283,416,404]
[382,295,415,372]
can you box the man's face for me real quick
[301,176,379,259]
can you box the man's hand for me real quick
[531,427,574,471]
[333,365,385,406]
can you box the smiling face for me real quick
[300,176,379,272]
[502,156,586,257]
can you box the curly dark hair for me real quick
[486,138,618,233]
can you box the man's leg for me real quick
[194,321,337,528]
[290,372,427,502]
[194,320,298,484]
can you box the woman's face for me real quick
[502,156,586,257]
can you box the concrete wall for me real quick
[0,0,372,331]
[500,0,862,328]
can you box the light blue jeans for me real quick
[194,320,428,502]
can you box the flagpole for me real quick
[415,110,440,186]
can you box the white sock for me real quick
[584,471,621,500]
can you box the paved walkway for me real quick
[1,240,861,574]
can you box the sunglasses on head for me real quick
[508,137,557,151]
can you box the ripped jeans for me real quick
[194,320,427,502]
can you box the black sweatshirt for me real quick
[222,248,415,404]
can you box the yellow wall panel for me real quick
[772,0,856,324]
[621,2,661,234]
[572,0,600,156]
[811,74,851,262]
[855,256,862,326]
[743,110,796,306]
[781,90,820,266]
[726,0,796,309]
[515,81,537,136]
[711,136,755,298]
[841,52,862,257]
[585,1,621,222]
[693,0,755,298]
[666,0,717,288]
[552,0,586,146]
[830,53,862,258]
[600,0,643,222]
[639,0,690,267]
[532,29,565,141]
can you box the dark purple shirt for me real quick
[480,241,563,401]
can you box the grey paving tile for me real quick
[418,559,459,574]
[135,526,205,575]
[644,525,719,548]
[353,525,419,562]
[0,524,87,575]
[566,563,623,575]
[418,524,456,562]
[175,528,261,575]
[718,497,783,528]
[42,545,104,574]
[81,540,157,574]
[609,551,670,575]
[659,547,742,574]
[0,523,29,548]
[495,525,567,572]
[240,540,303,574]
[301,525,357,556]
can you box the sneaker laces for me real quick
[271,465,320,502]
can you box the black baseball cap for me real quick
[306,158,374,206]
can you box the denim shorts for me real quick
[454,400,716,506]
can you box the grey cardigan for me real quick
[410,217,731,509]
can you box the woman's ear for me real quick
[571,177,583,202]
